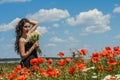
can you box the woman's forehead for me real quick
[24,22,30,26]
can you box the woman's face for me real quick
[22,22,30,34]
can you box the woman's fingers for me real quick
[35,41,39,47]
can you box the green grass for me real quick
[0,63,19,74]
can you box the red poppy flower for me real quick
[96,65,103,71]
[68,67,76,76]
[105,66,113,72]
[47,58,53,64]
[76,62,86,70]
[92,57,101,63]
[16,75,27,80]
[107,59,117,65]
[39,68,44,74]
[100,50,108,57]
[58,52,64,57]
[20,67,30,75]
[38,57,46,64]
[114,46,119,51]
[57,59,66,66]
[65,58,71,63]
[46,69,57,77]
[7,73,17,80]
[107,77,116,80]
[30,58,39,65]
[91,52,101,63]
[13,65,22,73]
[31,65,39,71]
[79,49,87,55]
[105,46,112,53]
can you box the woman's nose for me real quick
[27,27,30,30]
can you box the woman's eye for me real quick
[24,26,30,28]
[24,26,27,28]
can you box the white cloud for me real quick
[50,36,65,42]
[82,44,92,49]
[50,36,79,44]
[0,9,69,32]
[26,8,70,23]
[113,6,120,13]
[45,43,56,47]
[0,18,20,32]
[0,0,31,4]
[67,36,79,43]
[83,25,111,34]
[37,26,48,35]
[66,9,111,34]
[64,30,70,35]
[0,18,48,33]
[53,23,59,28]
[115,34,120,39]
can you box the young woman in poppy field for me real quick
[15,18,39,68]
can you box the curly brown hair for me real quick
[15,18,30,53]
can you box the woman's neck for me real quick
[22,33,29,42]
[22,33,27,39]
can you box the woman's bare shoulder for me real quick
[19,37,26,43]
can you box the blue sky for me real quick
[0,0,120,58]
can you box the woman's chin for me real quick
[26,30,29,33]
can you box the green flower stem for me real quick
[36,47,42,56]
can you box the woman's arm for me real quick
[28,20,39,34]
[19,38,39,59]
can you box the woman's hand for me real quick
[28,20,39,34]
[33,41,39,48]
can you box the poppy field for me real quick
[1,46,120,80]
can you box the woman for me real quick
[15,18,39,68]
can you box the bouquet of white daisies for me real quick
[28,30,42,55]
